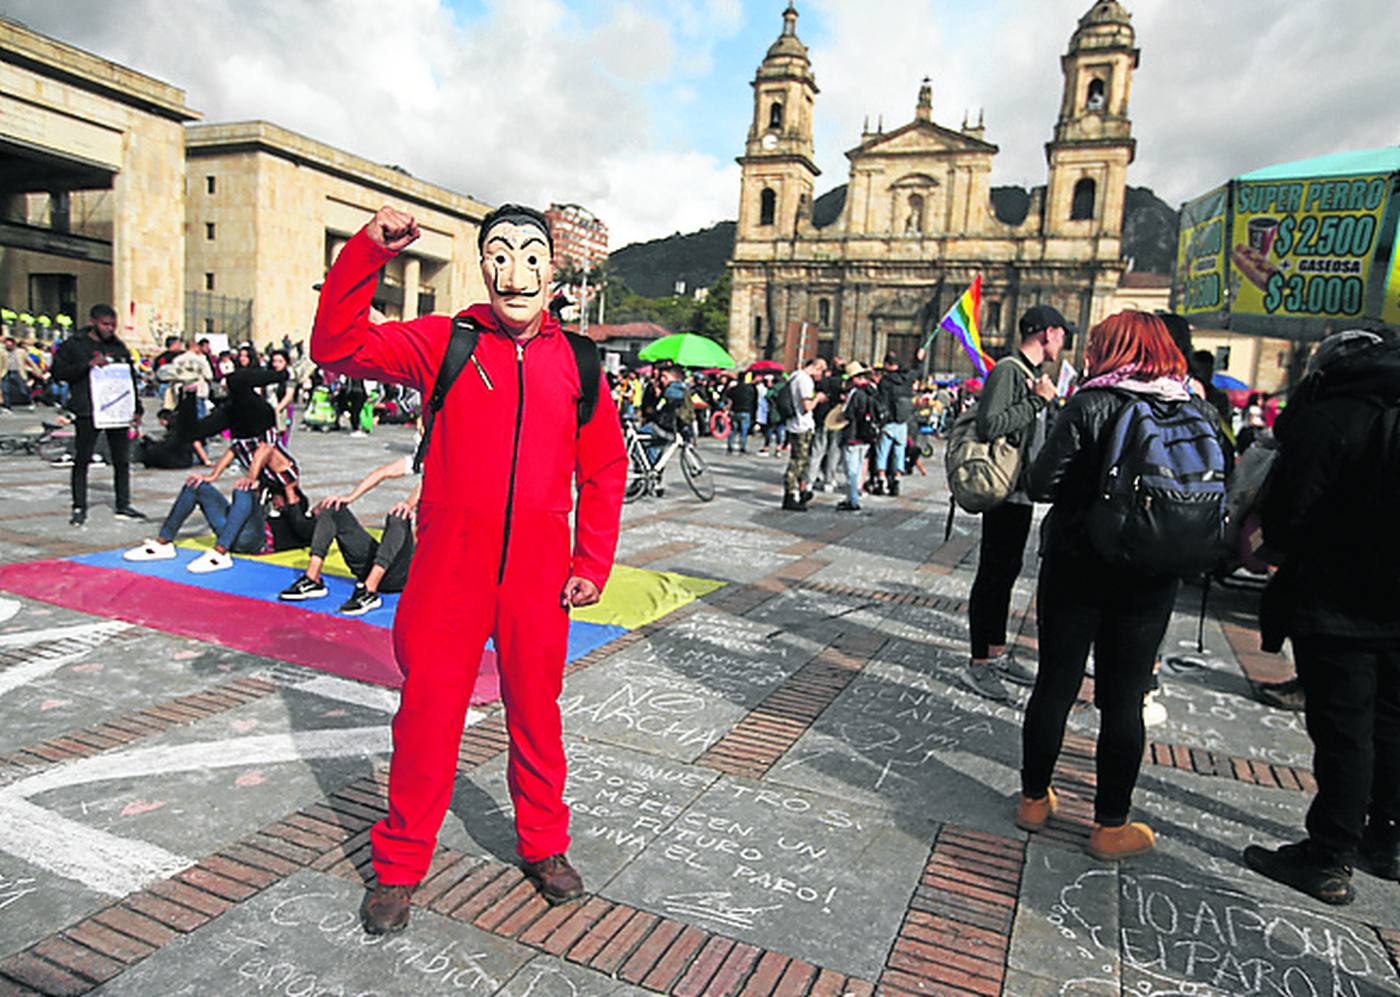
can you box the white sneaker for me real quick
[123,540,177,562]
[187,549,234,574]
[1142,691,1168,728]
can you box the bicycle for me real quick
[623,418,715,503]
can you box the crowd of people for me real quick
[595,303,1400,909]
[11,250,1396,924]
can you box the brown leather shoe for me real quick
[360,882,414,935]
[522,853,584,905]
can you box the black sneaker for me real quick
[781,495,809,512]
[69,507,86,527]
[279,574,328,601]
[1243,841,1354,905]
[339,584,382,616]
[835,500,861,512]
[113,506,148,521]
[1360,822,1400,881]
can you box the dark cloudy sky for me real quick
[5,0,1397,246]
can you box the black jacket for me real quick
[50,330,143,420]
[725,380,757,416]
[877,368,915,424]
[1029,385,1232,582]
[841,383,879,445]
[1260,342,1400,647]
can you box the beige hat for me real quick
[824,406,850,432]
[844,360,872,379]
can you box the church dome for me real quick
[764,2,810,63]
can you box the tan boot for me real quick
[1087,822,1156,861]
[1015,788,1058,832]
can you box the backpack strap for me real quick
[563,331,602,431]
[413,315,481,473]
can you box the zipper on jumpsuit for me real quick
[499,340,526,583]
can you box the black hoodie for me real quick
[1260,340,1400,647]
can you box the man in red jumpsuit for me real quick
[313,204,627,934]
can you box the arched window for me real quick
[769,102,784,130]
[905,193,925,234]
[1086,78,1105,111]
[759,188,777,226]
[1071,178,1097,221]
[818,298,831,327]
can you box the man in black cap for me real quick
[962,304,1071,702]
[872,352,915,496]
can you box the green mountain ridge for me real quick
[607,185,1179,298]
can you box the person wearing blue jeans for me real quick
[161,481,265,554]
[871,353,914,496]
[835,362,879,512]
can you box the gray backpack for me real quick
[943,356,1033,513]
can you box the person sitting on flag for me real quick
[278,454,420,616]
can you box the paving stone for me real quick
[604,776,930,981]
[0,852,111,961]
[1007,842,1119,990]
[95,869,535,995]
[438,738,719,884]
[558,613,814,762]
[496,954,648,995]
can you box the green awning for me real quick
[1238,147,1400,182]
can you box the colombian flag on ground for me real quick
[0,539,722,706]
[939,276,993,377]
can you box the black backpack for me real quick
[413,314,601,472]
[1086,394,1229,577]
[840,386,878,444]
[770,376,798,422]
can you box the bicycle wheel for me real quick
[36,436,69,463]
[680,443,716,501]
[919,439,935,458]
[623,441,650,504]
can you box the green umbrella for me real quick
[638,333,735,369]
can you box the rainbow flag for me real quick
[938,275,993,377]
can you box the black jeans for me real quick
[968,502,1033,658]
[310,506,414,593]
[1293,638,1400,863]
[72,417,131,511]
[1021,553,1177,825]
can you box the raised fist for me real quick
[366,206,420,252]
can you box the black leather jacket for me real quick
[1029,386,1232,563]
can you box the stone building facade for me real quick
[727,1,1142,370]
[0,18,198,346]
[185,122,491,347]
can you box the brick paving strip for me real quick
[696,631,887,780]
[877,825,1026,996]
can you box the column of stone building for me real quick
[402,256,420,321]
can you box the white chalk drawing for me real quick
[1054,869,1398,996]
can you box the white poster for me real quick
[91,363,136,428]
[1056,360,1079,398]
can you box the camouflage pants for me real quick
[784,430,813,498]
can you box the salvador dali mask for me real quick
[481,221,554,335]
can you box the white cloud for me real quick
[0,0,740,245]
[4,0,1397,250]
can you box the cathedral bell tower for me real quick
[1043,0,1138,240]
[735,2,820,241]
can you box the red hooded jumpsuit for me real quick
[312,228,628,885]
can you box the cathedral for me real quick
[726,1,1141,370]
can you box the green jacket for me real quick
[975,352,1047,500]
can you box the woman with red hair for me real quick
[1013,311,1225,860]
